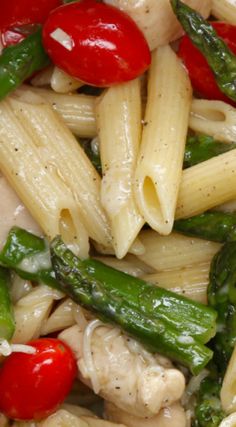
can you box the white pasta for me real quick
[104,0,211,50]
[51,67,84,93]
[96,79,144,258]
[176,149,236,219]
[134,45,192,234]
[221,345,236,414]
[137,230,221,271]
[219,413,236,427]
[189,99,236,143]
[211,0,236,24]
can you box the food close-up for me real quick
[1,0,236,426]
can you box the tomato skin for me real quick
[0,0,62,47]
[0,338,77,420]
[178,22,236,103]
[42,0,151,86]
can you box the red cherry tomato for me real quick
[0,338,77,420]
[178,22,236,104]
[42,0,151,86]
[0,0,62,47]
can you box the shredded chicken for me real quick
[59,320,185,418]
[105,401,187,427]
[103,0,211,50]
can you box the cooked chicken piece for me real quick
[0,174,41,249]
[105,401,187,427]
[104,0,211,50]
[59,320,185,418]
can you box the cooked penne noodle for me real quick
[104,0,211,50]
[189,99,236,143]
[215,199,236,212]
[51,67,84,93]
[221,345,236,414]
[94,254,154,278]
[31,66,54,87]
[219,413,236,427]
[211,0,236,24]
[142,262,210,304]
[96,79,144,258]
[134,45,192,234]
[176,149,236,219]
[20,85,97,138]
[137,230,221,271]
[0,97,90,257]
[0,91,112,250]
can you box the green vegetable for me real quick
[51,236,217,374]
[184,135,236,169]
[193,372,225,427]
[0,267,15,340]
[0,28,50,100]
[174,211,236,242]
[0,227,58,289]
[171,0,236,102]
[208,241,236,371]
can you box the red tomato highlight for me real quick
[178,22,236,104]
[42,0,151,86]
[0,338,77,420]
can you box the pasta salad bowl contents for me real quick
[2,0,236,426]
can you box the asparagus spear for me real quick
[0,227,58,289]
[174,211,236,242]
[0,28,50,100]
[208,241,236,371]
[0,268,15,340]
[51,236,216,374]
[171,0,236,102]
[184,135,236,169]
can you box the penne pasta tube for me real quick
[189,99,236,143]
[0,91,112,249]
[19,85,97,138]
[96,79,144,258]
[104,0,211,51]
[51,66,84,93]
[176,149,236,219]
[215,199,236,213]
[0,97,89,257]
[31,66,54,87]
[137,230,221,271]
[142,262,210,304]
[134,45,192,235]
[211,0,236,24]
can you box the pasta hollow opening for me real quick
[59,209,78,245]
[200,108,226,122]
[142,176,161,216]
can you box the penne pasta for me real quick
[104,0,211,51]
[20,85,97,138]
[134,45,192,234]
[189,99,236,143]
[31,66,54,88]
[176,149,236,219]
[0,91,112,252]
[137,230,221,271]
[50,66,84,93]
[96,79,144,258]
[142,262,210,304]
[211,0,236,24]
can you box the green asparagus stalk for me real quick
[0,227,58,289]
[174,211,236,242]
[0,268,15,340]
[51,236,216,374]
[0,28,50,100]
[184,135,236,169]
[171,0,236,102]
[208,241,236,371]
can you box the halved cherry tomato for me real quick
[0,0,62,47]
[0,338,77,420]
[178,22,236,104]
[42,0,151,86]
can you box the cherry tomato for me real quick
[178,22,236,104]
[0,338,77,420]
[0,0,62,47]
[42,0,151,86]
